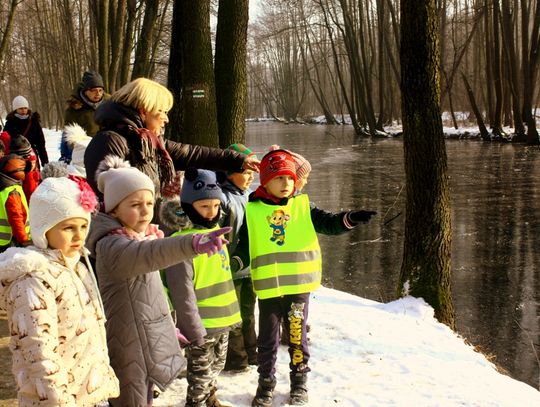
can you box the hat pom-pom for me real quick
[41,161,70,179]
[95,155,131,179]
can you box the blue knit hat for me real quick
[181,168,226,204]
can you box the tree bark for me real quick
[399,0,455,329]
[214,0,249,148]
[169,0,218,147]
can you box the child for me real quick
[0,171,119,406]
[9,134,41,200]
[220,143,258,372]
[0,153,31,251]
[230,149,377,406]
[85,156,230,407]
[163,168,241,407]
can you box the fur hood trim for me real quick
[0,247,49,309]
[64,123,91,148]
[159,198,193,231]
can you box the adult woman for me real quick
[84,78,259,213]
[3,95,49,167]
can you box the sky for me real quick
[41,129,540,407]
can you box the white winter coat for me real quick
[0,246,119,406]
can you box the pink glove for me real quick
[191,227,232,256]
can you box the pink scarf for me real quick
[108,223,164,241]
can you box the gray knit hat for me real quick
[181,168,225,205]
[96,155,155,212]
[82,70,104,90]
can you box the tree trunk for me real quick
[399,0,455,329]
[131,0,159,80]
[214,0,249,148]
[170,0,218,147]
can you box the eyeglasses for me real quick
[86,88,104,94]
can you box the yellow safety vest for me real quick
[0,185,30,246]
[173,227,241,329]
[246,194,322,299]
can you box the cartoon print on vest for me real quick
[219,248,230,271]
[267,209,290,246]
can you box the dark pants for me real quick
[225,277,258,368]
[257,293,311,377]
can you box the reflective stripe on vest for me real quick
[173,228,240,329]
[0,184,30,245]
[246,194,322,299]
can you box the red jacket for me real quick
[5,189,30,244]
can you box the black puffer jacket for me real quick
[3,111,49,166]
[84,101,246,201]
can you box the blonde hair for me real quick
[112,78,173,114]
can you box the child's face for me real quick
[111,190,154,233]
[228,169,254,191]
[264,175,295,198]
[295,172,310,191]
[192,198,221,220]
[46,217,89,258]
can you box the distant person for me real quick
[3,95,49,167]
[220,143,258,372]
[83,77,259,213]
[0,172,119,405]
[163,168,239,407]
[9,134,41,201]
[230,149,377,406]
[61,70,108,162]
[85,156,231,406]
[0,154,31,251]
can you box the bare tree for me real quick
[214,0,249,147]
[399,0,455,328]
[168,0,218,146]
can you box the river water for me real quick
[245,122,540,389]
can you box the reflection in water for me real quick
[246,122,540,388]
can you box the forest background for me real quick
[1,0,539,146]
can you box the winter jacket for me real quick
[0,172,30,249]
[64,84,110,137]
[0,246,119,406]
[231,191,356,272]
[84,100,246,203]
[163,220,240,347]
[85,212,200,406]
[219,179,251,279]
[3,111,49,166]
[22,169,40,202]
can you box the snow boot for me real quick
[206,387,233,407]
[251,376,276,407]
[289,372,308,405]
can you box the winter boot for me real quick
[251,376,276,407]
[289,372,308,405]
[206,387,233,407]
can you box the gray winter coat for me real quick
[86,212,198,407]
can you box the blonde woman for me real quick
[84,78,259,214]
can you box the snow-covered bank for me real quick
[154,286,540,407]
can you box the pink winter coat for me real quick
[0,246,119,406]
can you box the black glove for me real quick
[348,210,377,224]
[230,257,242,274]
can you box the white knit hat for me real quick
[96,155,155,212]
[29,176,97,249]
[12,95,29,111]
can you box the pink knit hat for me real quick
[290,152,311,180]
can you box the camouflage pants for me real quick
[184,331,229,405]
